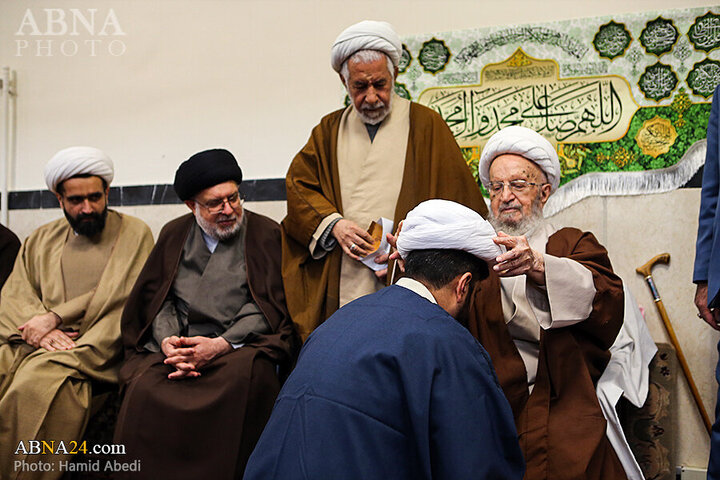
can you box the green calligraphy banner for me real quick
[395,7,720,214]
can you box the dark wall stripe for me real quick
[3,172,702,210]
[683,165,704,188]
[7,178,287,210]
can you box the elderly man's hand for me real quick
[163,336,232,380]
[180,336,232,370]
[332,219,374,260]
[39,329,79,351]
[19,312,62,348]
[492,232,545,285]
[695,282,720,331]
[161,335,200,379]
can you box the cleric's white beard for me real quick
[488,195,544,237]
[354,94,392,125]
[194,206,241,241]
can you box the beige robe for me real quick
[0,211,154,480]
[312,94,409,307]
[500,222,596,388]
[282,98,488,339]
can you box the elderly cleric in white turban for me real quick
[478,126,561,192]
[44,146,114,194]
[396,199,502,262]
[330,20,402,73]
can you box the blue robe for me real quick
[694,83,720,479]
[245,284,524,480]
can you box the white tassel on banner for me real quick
[543,139,707,217]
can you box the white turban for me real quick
[478,126,561,192]
[396,199,502,262]
[44,146,114,193]
[331,20,401,73]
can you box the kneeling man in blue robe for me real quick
[245,199,524,480]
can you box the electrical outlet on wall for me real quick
[676,465,707,480]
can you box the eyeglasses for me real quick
[194,191,244,214]
[487,180,546,196]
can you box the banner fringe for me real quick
[543,139,707,217]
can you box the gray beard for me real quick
[352,93,392,125]
[488,197,545,237]
[194,206,241,241]
[489,214,542,237]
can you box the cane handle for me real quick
[635,252,712,434]
[635,253,670,278]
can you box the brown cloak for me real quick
[115,211,298,480]
[468,227,626,480]
[282,102,488,338]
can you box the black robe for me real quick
[0,224,20,291]
[114,211,298,480]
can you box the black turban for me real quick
[173,149,243,201]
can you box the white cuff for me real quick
[309,212,343,259]
[528,254,596,329]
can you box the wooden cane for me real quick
[636,253,712,435]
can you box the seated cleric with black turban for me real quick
[173,148,244,201]
[114,148,297,479]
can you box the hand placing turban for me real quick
[396,199,502,262]
[331,20,402,73]
[479,126,561,192]
[44,146,114,193]
[173,148,243,201]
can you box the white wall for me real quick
[551,189,716,471]
[1,0,718,471]
[0,0,715,188]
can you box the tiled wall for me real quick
[8,200,287,241]
[8,179,286,210]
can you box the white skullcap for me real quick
[479,126,561,192]
[396,199,502,262]
[331,20,401,73]
[44,146,114,193]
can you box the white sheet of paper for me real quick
[360,217,394,272]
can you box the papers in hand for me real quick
[360,217,393,272]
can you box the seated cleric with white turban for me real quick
[465,126,626,480]
[0,146,154,479]
[281,20,487,340]
[245,199,525,480]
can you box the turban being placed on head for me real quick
[44,146,114,193]
[174,148,243,201]
[330,20,402,73]
[396,199,502,261]
[478,125,561,192]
